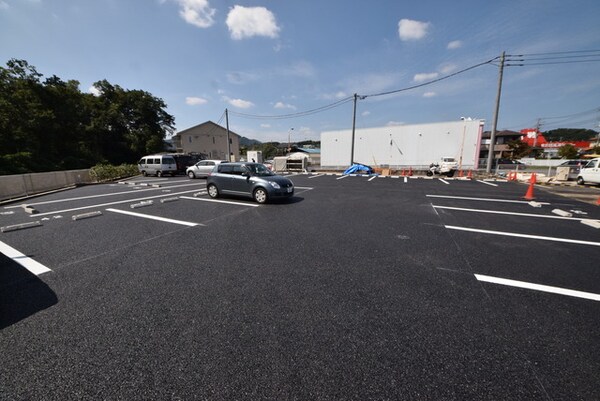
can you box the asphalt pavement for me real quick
[1,174,599,400]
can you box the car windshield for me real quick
[246,163,275,176]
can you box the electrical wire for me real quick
[363,57,499,98]
[229,96,354,120]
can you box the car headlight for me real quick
[269,182,281,189]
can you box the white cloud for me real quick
[423,92,436,98]
[186,96,208,105]
[386,121,404,126]
[174,0,216,28]
[223,96,254,109]
[226,5,280,40]
[398,19,430,41]
[447,40,463,50]
[0,1,9,10]
[413,72,439,82]
[260,123,271,128]
[361,111,371,117]
[88,86,101,96]
[274,101,296,110]
[439,63,457,75]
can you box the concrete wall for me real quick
[321,120,485,169]
[0,169,93,202]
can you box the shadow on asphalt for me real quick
[0,253,57,329]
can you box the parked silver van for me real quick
[137,155,177,177]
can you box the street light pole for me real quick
[288,128,294,153]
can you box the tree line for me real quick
[0,59,174,175]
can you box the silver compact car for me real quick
[206,162,294,204]
[186,160,226,179]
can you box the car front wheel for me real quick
[188,171,196,179]
[157,171,162,177]
[577,176,585,185]
[253,187,268,204]
[207,184,219,198]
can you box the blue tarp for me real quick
[343,164,374,175]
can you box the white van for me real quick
[137,155,177,177]
[576,158,600,185]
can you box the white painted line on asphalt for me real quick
[308,174,323,179]
[438,178,450,185]
[0,240,52,276]
[404,177,408,183]
[445,225,600,247]
[475,274,600,302]
[31,189,203,217]
[336,175,349,180]
[433,205,587,221]
[5,182,206,209]
[368,176,377,182]
[105,208,201,226]
[477,180,498,187]
[427,194,550,205]
[179,196,260,207]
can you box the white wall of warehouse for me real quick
[321,120,484,169]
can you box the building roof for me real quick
[481,130,522,138]
[174,121,240,138]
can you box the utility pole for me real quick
[350,93,358,165]
[225,108,231,161]
[486,51,505,173]
[534,118,542,147]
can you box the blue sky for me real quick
[1,0,599,142]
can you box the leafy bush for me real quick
[90,163,138,182]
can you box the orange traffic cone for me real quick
[467,170,473,179]
[458,169,463,177]
[596,196,600,206]
[530,172,537,184]
[408,167,413,176]
[523,180,535,200]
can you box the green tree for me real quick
[557,144,579,159]
[0,59,175,174]
[544,128,598,142]
[507,139,532,158]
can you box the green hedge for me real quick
[90,163,139,182]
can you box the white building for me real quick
[321,119,485,169]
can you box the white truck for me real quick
[426,157,458,177]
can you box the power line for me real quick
[229,96,354,120]
[228,56,500,120]
[363,57,499,98]
[511,49,600,57]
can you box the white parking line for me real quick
[31,189,203,217]
[5,182,206,209]
[105,208,201,226]
[438,178,450,185]
[368,176,377,182]
[308,174,323,179]
[476,180,499,187]
[179,196,260,207]
[0,240,52,275]
[446,225,600,247]
[427,195,550,205]
[475,274,600,301]
[433,205,587,221]
[336,175,349,180]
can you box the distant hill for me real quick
[240,137,262,146]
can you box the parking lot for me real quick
[1,173,599,400]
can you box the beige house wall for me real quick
[175,121,240,161]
